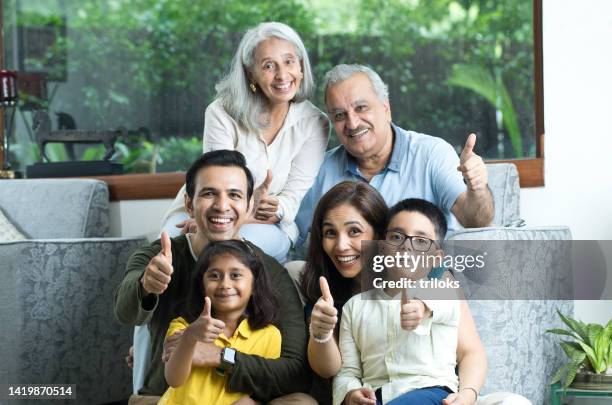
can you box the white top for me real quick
[333,290,460,405]
[162,98,329,243]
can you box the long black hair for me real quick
[299,181,388,310]
[182,240,278,330]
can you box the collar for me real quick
[218,318,252,343]
[343,123,405,177]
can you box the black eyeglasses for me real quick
[384,230,436,252]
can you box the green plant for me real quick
[446,63,523,157]
[546,310,612,389]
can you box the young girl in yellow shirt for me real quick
[159,240,281,405]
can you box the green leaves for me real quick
[446,63,522,157]
[547,309,612,389]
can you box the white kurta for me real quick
[162,98,329,243]
[333,289,460,405]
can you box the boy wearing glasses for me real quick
[333,198,485,405]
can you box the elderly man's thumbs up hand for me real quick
[457,133,488,192]
[310,277,338,342]
[140,231,174,295]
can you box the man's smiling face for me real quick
[325,72,393,161]
[186,165,250,243]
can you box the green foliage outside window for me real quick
[3,0,536,173]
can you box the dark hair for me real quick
[182,240,278,330]
[185,150,255,202]
[299,181,388,308]
[386,198,448,240]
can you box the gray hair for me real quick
[215,22,314,133]
[323,64,389,103]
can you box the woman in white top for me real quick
[161,21,329,262]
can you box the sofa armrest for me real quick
[0,237,146,404]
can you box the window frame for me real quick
[0,0,544,200]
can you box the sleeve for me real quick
[294,177,321,255]
[412,300,460,336]
[429,139,466,212]
[226,251,310,402]
[332,299,363,405]
[166,317,189,338]
[275,114,329,223]
[259,326,282,359]
[203,101,237,152]
[113,242,163,325]
[160,184,187,232]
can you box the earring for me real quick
[249,83,257,93]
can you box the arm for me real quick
[332,301,365,405]
[203,101,237,152]
[453,300,487,404]
[224,250,310,401]
[451,188,494,228]
[307,330,342,379]
[307,277,342,378]
[275,115,329,223]
[164,324,197,387]
[113,242,163,325]
[452,133,494,227]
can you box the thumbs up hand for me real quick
[251,170,280,223]
[187,297,226,343]
[310,277,338,342]
[400,288,430,331]
[457,133,488,192]
[141,231,174,295]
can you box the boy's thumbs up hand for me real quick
[187,297,226,343]
[457,133,488,192]
[140,231,174,295]
[400,288,428,331]
[310,276,338,342]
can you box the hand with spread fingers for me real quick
[186,297,226,343]
[400,288,431,331]
[345,387,377,405]
[140,231,174,295]
[457,133,488,192]
[310,276,338,342]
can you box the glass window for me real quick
[2,0,536,174]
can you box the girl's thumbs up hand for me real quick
[187,297,226,343]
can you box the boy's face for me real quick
[384,210,442,280]
[185,165,251,243]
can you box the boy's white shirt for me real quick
[333,289,460,405]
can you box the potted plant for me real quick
[547,310,612,390]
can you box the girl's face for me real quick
[321,203,375,279]
[203,253,253,316]
[249,38,302,106]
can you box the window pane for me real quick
[2,0,535,174]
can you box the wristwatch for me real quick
[216,347,236,376]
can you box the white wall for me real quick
[522,0,612,330]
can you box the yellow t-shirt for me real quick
[158,316,281,405]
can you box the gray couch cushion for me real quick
[485,163,521,226]
[0,179,110,238]
[0,238,145,404]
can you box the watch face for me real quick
[223,347,236,364]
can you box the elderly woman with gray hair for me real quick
[161,21,329,263]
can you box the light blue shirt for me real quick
[295,124,466,250]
